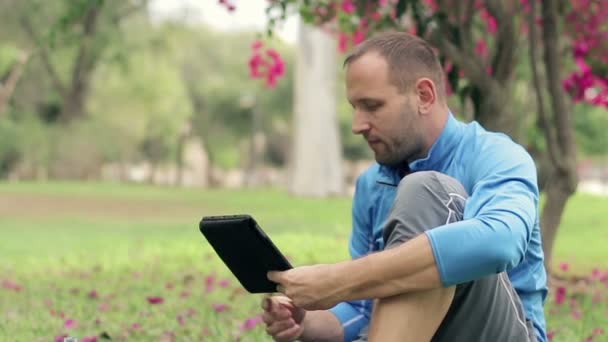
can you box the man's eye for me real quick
[364,103,380,111]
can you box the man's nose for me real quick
[351,111,370,135]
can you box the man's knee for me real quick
[395,171,466,201]
[383,171,468,248]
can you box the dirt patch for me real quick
[0,192,205,220]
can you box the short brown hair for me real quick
[344,31,446,99]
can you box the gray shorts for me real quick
[355,171,537,342]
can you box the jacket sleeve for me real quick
[425,143,539,286]
[329,176,373,341]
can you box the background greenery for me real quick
[1,182,607,341]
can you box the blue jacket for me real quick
[330,113,548,341]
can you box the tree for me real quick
[226,0,608,270]
[526,0,577,271]
[289,20,344,196]
[16,0,148,123]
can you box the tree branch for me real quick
[20,16,67,99]
[486,0,517,83]
[71,0,103,91]
[0,51,30,114]
[528,0,563,170]
[541,0,576,165]
[112,0,149,25]
[462,0,476,45]
[428,27,494,92]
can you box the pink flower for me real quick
[212,303,229,313]
[475,40,489,59]
[180,290,190,298]
[186,308,197,317]
[248,41,287,87]
[165,282,175,290]
[571,308,583,320]
[219,279,230,288]
[559,262,569,272]
[591,268,601,279]
[353,29,366,45]
[147,296,164,304]
[131,322,142,331]
[555,286,566,305]
[64,319,77,329]
[338,32,349,53]
[547,330,555,341]
[423,0,439,11]
[88,290,99,299]
[54,335,68,342]
[249,53,266,79]
[82,337,98,342]
[219,0,236,13]
[252,40,263,50]
[177,315,186,326]
[241,315,263,331]
[2,279,23,292]
[341,0,356,14]
[594,327,605,335]
[98,302,111,312]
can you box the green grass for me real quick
[0,181,606,341]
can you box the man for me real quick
[262,32,548,342]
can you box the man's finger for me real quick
[267,271,283,283]
[261,296,272,311]
[265,318,295,336]
[262,305,292,321]
[274,323,303,342]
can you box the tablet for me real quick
[199,214,292,293]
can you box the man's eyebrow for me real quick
[355,97,383,103]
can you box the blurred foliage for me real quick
[0,1,606,181]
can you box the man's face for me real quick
[346,52,422,167]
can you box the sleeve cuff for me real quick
[330,302,369,342]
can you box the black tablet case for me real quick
[199,214,292,293]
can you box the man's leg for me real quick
[363,171,534,342]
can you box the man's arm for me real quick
[336,145,537,300]
[271,145,537,309]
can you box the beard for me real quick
[372,107,422,167]
[372,138,418,167]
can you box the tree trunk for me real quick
[529,0,579,272]
[472,86,518,139]
[540,173,573,270]
[61,88,87,122]
[289,20,344,197]
[245,104,265,187]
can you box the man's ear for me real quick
[415,78,437,115]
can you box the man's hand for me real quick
[268,264,343,310]
[262,295,306,342]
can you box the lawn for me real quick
[0,181,606,341]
